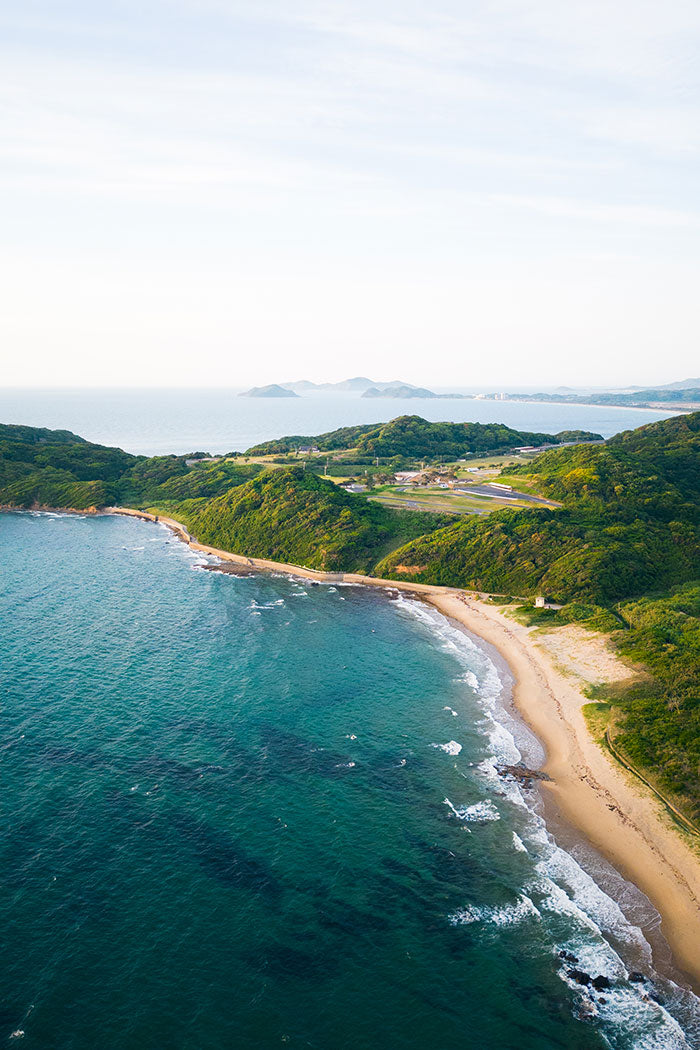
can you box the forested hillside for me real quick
[0,425,259,509]
[246,415,601,458]
[0,425,444,571]
[378,412,700,603]
[166,469,439,573]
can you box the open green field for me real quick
[368,483,542,516]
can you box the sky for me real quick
[1,0,699,389]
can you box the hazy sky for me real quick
[2,0,699,388]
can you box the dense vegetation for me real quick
[610,582,700,820]
[0,424,444,572]
[378,413,700,604]
[167,469,442,573]
[246,415,601,458]
[0,425,259,510]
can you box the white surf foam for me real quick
[394,594,700,1046]
[444,797,500,823]
[432,740,462,756]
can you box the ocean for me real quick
[2,511,699,1049]
[0,388,678,455]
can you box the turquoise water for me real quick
[0,388,676,455]
[2,512,698,1049]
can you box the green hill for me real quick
[0,424,442,572]
[0,426,259,509]
[246,415,602,458]
[378,412,700,603]
[169,468,439,573]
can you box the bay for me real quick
[1,512,697,1049]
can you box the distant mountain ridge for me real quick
[258,377,469,399]
[239,384,299,398]
[283,377,375,393]
[362,384,467,400]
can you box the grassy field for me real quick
[368,483,543,516]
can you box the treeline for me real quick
[245,415,602,458]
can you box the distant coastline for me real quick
[106,505,700,994]
[489,397,688,415]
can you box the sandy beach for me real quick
[110,507,700,990]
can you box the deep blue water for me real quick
[1,512,698,1049]
[0,388,677,455]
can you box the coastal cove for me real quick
[1,508,698,1049]
[108,507,700,996]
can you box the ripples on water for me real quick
[1,513,698,1049]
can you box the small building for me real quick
[343,483,367,493]
[534,596,546,608]
[298,445,320,454]
[394,471,421,483]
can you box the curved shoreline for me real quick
[107,507,700,991]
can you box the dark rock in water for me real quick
[558,950,579,963]
[497,762,552,784]
[591,975,611,991]
[598,997,607,1004]
[567,969,592,986]
[629,971,647,983]
[203,563,259,576]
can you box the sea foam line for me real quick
[392,593,700,1047]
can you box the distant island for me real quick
[362,383,467,399]
[239,384,299,398]
[244,377,469,399]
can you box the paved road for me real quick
[455,484,558,506]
